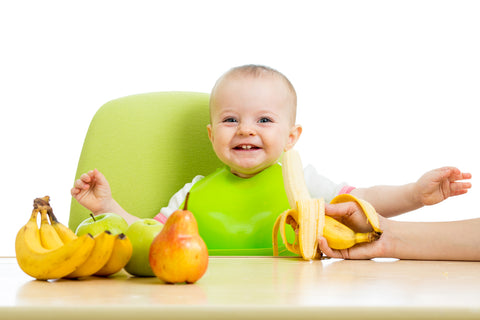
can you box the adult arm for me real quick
[318,202,480,261]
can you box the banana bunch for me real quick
[273,150,382,260]
[15,196,133,280]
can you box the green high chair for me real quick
[69,91,294,256]
[68,92,222,232]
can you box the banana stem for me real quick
[47,209,59,223]
[33,196,58,223]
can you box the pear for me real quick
[148,193,208,284]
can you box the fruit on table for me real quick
[149,193,208,284]
[39,208,64,250]
[64,230,116,279]
[124,218,163,277]
[75,212,128,236]
[15,196,133,280]
[272,150,382,260]
[95,233,133,276]
[48,206,78,243]
[15,208,95,280]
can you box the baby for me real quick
[72,65,472,253]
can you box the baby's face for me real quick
[207,74,301,178]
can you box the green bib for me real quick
[188,163,295,256]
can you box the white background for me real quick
[1,0,479,256]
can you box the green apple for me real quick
[124,218,163,277]
[75,213,128,236]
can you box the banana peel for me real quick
[273,194,382,260]
[274,150,382,260]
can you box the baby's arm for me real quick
[351,167,472,217]
[71,169,139,225]
[154,175,205,222]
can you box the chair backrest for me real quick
[68,92,222,231]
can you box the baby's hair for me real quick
[210,64,298,123]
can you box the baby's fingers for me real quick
[71,185,87,197]
[451,170,472,182]
[444,167,472,182]
[80,170,96,183]
[459,172,472,181]
[74,177,90,190]
[74,170,97,189]
[70,187,80,196]
[450,181,472,196]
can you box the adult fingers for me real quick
[325,202,372,232]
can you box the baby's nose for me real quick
[237,124,256,136]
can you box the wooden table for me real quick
[1,257,479,319]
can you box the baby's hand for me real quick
[71,169,113,214]
[416,167,472,206]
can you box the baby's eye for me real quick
[258,117,273,123]
[223,117,237,123]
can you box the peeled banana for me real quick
[273,150,382,260]
[15,196,133,280]
[282,149,311,208]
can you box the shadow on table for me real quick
[15,271,207,306]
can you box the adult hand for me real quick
[318,202,390,259]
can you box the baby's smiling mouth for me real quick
[233,144,260,150]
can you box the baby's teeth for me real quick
[242,145,252,150]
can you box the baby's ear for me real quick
[206,124,213,142]
[285,125,302,151]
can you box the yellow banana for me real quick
[39,209,64,250]
[95,233,133,277]
[297,198,325,260]
[323,215,381,249]
[15,209,95,280]
[65,231,116,279]
[48,209,78,243]
[34,195,78,243]
[273,209,299,256]
[282,149,311,209]
[273,149,382,260]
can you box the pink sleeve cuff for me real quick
[153,213,168,224]
[338,185,356,195]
